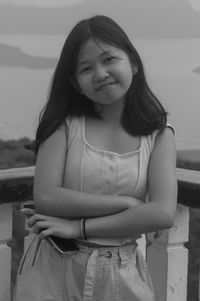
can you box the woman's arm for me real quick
[83,128,177,237]
[34,125,140,218]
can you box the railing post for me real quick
[0,203,12,301]
[147,204,189,301]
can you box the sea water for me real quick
[0,35,199,150]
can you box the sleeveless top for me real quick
[62,116,174,246]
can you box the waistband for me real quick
[74,240,138,270]
[76,239,137,249]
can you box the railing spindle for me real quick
[147,204,189,301]
[0,203,13,301]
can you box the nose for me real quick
[94,65,109,82]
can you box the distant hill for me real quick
[0,43,57,69]
[177,149,200,171]
[0,0,200,38]
[0,138,35,169]
[0,136,199,171]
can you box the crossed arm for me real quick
[27,125,177,239]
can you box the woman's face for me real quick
[75,39,135,107]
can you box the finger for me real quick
[20,208,35,216]
[27,213,47,227]
[20,201,35,210]
[32,221,49,234]
[39,228,53,239]
[27,215,37,228]
[35,221,50,230]
[31,225,41,234]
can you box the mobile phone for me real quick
[46,236,79,255]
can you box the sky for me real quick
[0,0,200,11]
[0,0,86,6]
[0,0,200,38]
[186,0,200,10]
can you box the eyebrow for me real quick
[78,50,115,66]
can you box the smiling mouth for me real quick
[96,82,117,91]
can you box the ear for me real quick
[132,65,138,75]
[70,77,83,94]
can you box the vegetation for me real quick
[0,137,35,169]
[0,139,200,300]
[177,149,200,171]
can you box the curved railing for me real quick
[0,166,200,301]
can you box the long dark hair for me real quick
[34,15,167,154]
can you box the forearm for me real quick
[85,201,175,238]
[34,186,142,218]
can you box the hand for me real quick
[27,213,81,239]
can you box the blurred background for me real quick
[0,0,200,150]
[0,1,200,300]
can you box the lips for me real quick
[96,82,117,91]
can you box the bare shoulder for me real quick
[148,126,177,192]
[38,124,67,154]
[148,127,177,200]
[34,124,67,187]
[153,127,176,157]
[147,127,177,223]
[156,126,175,142]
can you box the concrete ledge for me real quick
[177,168,200,208]
[0,167,34,204]
[0,166,200,208]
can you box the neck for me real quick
[95,101,124,126]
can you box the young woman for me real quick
[14,15,177,301]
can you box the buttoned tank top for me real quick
[62,116,173,246]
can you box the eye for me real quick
[79,66,92,73]
[104,56,116,63]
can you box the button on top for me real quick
[99,251,112,258]
[104,251,112,258]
